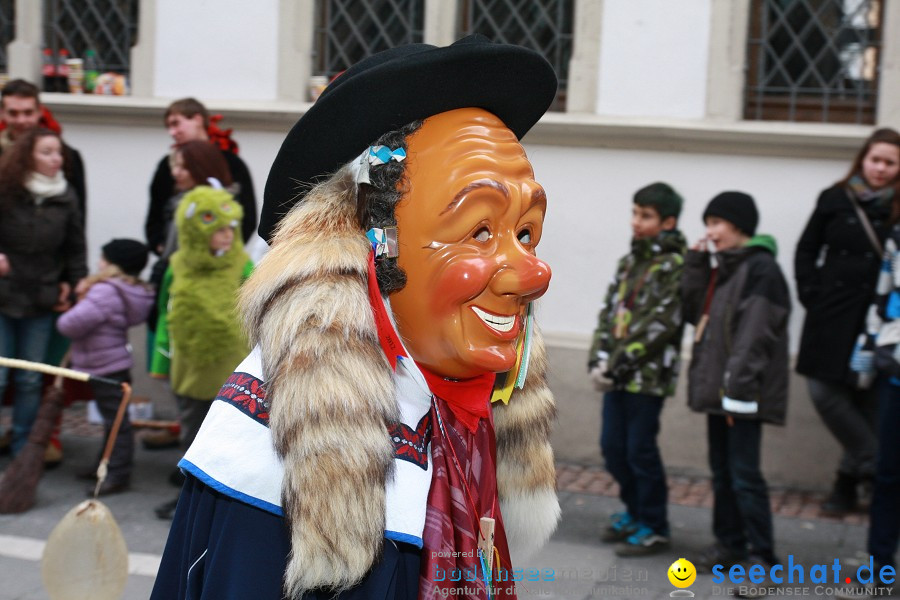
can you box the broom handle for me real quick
[101,383,132,464]
[93,382,132,497]
[0,356,119,386]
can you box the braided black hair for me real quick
[356,120,423,295]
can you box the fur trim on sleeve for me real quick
[239,171,398,596]
[494,324,560,562]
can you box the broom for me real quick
[0,357,129,514]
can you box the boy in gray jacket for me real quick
[682,192,790,578]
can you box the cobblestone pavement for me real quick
[555,463,871,526]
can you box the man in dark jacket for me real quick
[682,192,791,583]
[144,98,257,254]
[0,79,87,222]
[142,97,258,451]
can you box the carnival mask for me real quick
[390,108,551,379]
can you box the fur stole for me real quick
[240,169,398,596]
[494,325,561,562]
[240,167,558,596]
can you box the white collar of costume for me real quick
[181,342,434,547]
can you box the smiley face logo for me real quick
[668,558,696,588]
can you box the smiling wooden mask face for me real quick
[390,108,551,379]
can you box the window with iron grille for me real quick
[43,0,139,75]
[0,0,14,73]
[458,0,572,111]
[313,0,424,80]
[744,0,883,124]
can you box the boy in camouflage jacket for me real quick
[588,182,686,556]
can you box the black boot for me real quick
[821,471,858,515]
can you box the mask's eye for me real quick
[518,228,532,244]
[473,227,491,243]
[201,211,216,224]
[221,202,232,212]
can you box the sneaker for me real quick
[614,524,670,557]
[694,542,747,573]
[600,511,638,542]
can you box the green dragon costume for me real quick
[151,186,253,399]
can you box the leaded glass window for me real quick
[313,0,425,80]
[43,0,139,75]
[745,0,883,123]
[458,0,573,111]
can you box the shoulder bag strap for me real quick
[848,194,884,257]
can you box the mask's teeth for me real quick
[471,307,516,333]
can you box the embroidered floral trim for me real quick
[216,372,269,425]
[388,412,432,470]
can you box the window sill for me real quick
[530,111,871,159]
[41,93,310,131]
[42,94,871,160]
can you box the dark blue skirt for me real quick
[150,475,421,600]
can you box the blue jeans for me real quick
[0,313,55,455]
[868,380,900,568]
[707,414,775,562]
[600,390,668,534]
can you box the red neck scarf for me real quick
[418,366,495,433]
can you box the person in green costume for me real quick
[150,183,253,518]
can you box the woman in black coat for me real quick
[0,127,87,455]
[795,127,900,515]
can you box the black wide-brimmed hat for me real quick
[260,34,558,241]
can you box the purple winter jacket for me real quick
[57,278,154,376]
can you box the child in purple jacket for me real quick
[57,239,154,496]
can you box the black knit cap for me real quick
[633,182,683,219]
[260,34,558,242]
[102,239,149,276]
[703,191,759,236]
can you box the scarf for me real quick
[25,171,67,203]
[419,394,516,600]
[847,174,895,206]
[418,366,494,433]
[370,272,511,597]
